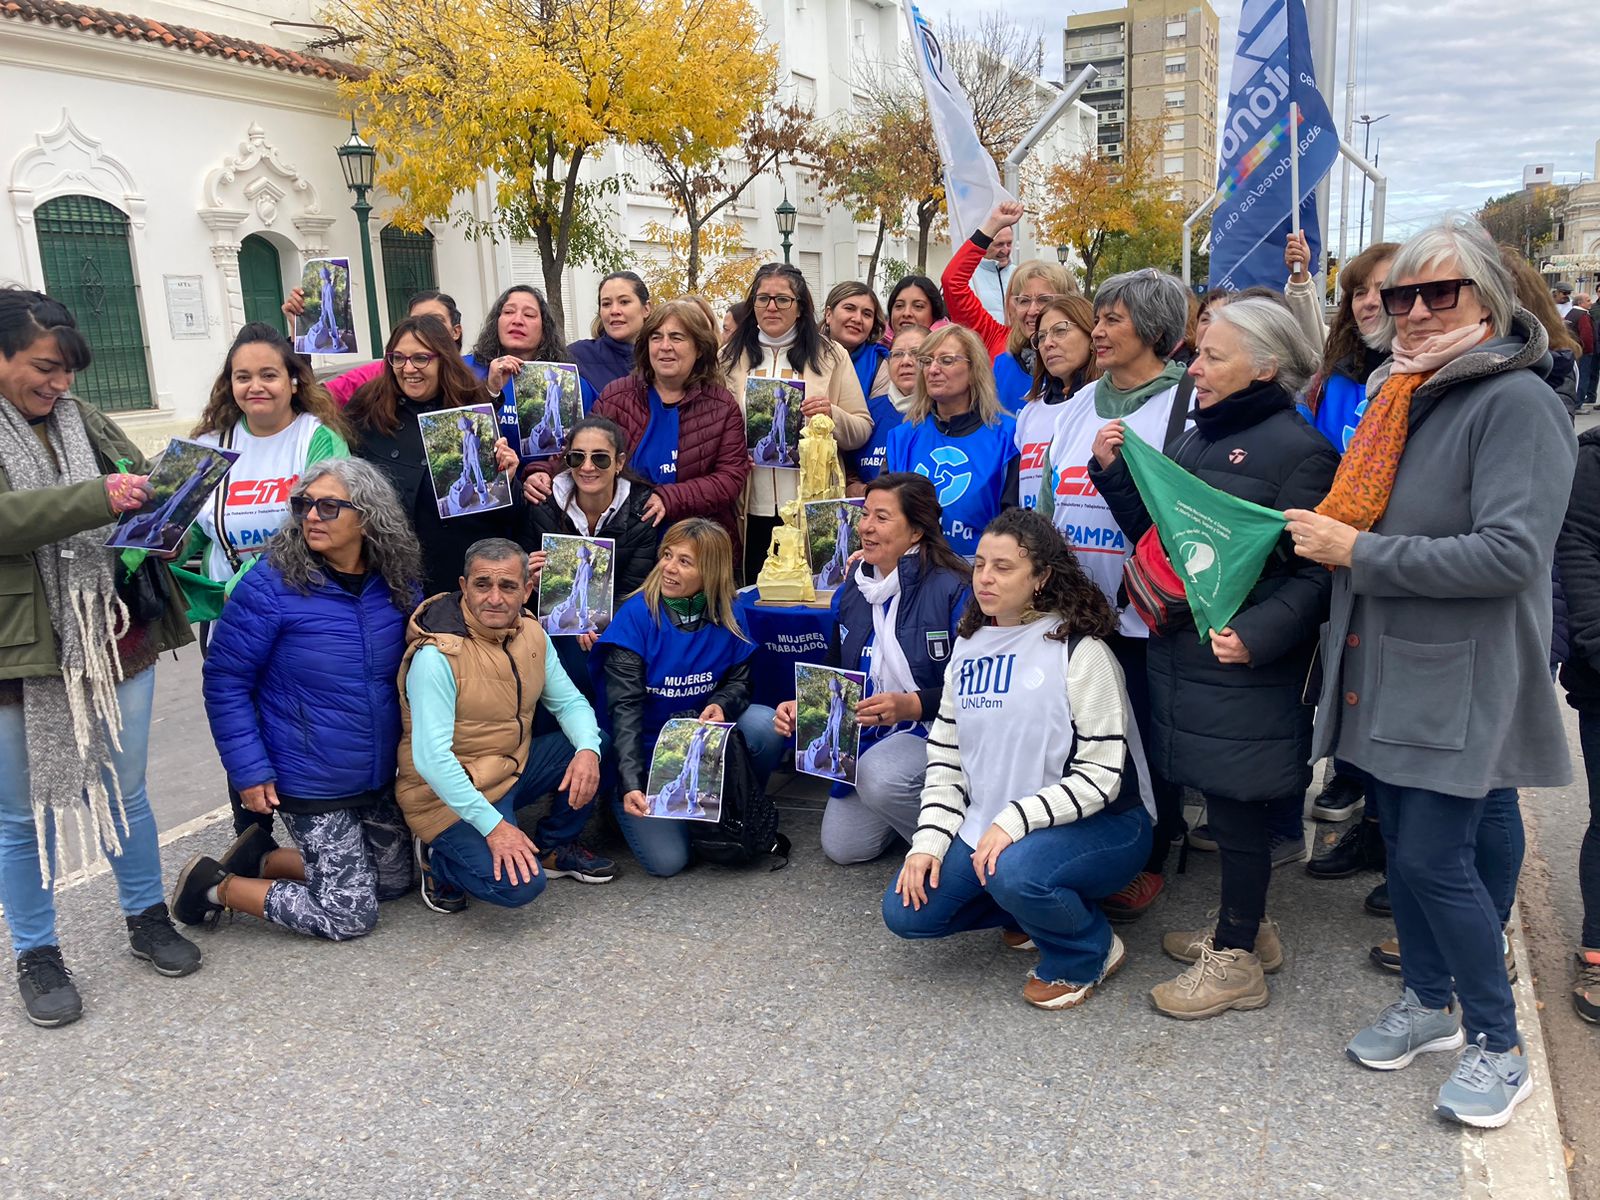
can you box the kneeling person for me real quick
[399,538,612,912]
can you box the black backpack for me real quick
[687,726,791,869]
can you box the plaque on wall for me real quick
[163,275,210,339]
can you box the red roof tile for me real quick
[2,0,365,80]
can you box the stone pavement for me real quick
[0,776,1571,1200]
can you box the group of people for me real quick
[2,201,1597,1137]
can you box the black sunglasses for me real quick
[565,449,614,470]
[290,496,361,522]
[1379,278,1475,317]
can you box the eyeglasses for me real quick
[916,354,970,368]
[753,294,797,310]
[887,348,924,362]
[1015,294,1063,311]
[564,449,614,470]
[387,352,439,369]
[1379,278,1476,316]
[290,496,361,522]
[1031,320,1081,348]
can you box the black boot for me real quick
[126,902,203,977]
[169,856,228,928]
[217,825,275,879]
[1310,771,1365,822]
[1363,880,1391,917]
[1307,816,1385,879]
[16,946,82,1028]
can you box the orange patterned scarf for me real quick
[1314,369,1432,530]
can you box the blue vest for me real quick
[596,593,756,749]
[993,352,1033,410]
[848,391,905,483]
[886,414,1018,556]
[1298,371,1367,451]
[851,341,889,403]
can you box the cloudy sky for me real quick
[913,0,1599,244]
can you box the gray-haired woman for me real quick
[0,288,201,1029]
[175,458,423,941]
[1286,215,1576,1128]
[1093,299,1337,1017]
[1040,266,1195,919]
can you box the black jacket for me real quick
[352,397,529,597]
[1558,427,1600,710]
[602,614,753,795]
[525,478,661,599]
[1089,379,1338,802]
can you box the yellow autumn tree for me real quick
[331,0,777,330]
[1039,122,1173,289]
[638,221,763,316]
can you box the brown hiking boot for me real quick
[1150,944,1270,1020]
[1162,918,1283,973]
[1370,935,1517,982]
[1000,929,1037,951]
[1022,935,1126,1011]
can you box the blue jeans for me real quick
[427,731,613,907]
[613,706,784,878]
[1475,788,1524,928]
[1370,781,1518,1053]
[882,807,1152,985]
[0,667,165,956]
[1580,712,1600,947]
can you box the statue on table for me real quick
[798,413,845,504]
[756,499,816,603]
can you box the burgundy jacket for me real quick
[592,373,751,556]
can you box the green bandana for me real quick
[663,592,708,617]
[1094,359,1187,419]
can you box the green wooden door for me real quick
[380,225,438,327]
[238,235,287,335]
[34,195,152,412]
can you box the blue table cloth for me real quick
[733,587,835,709]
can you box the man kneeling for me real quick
[399,538,612,913]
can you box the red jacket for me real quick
[593,373,751,556]
[942,232,1010,360]
[1565,307,1595,357]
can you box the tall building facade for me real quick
[1065,0,1220,207]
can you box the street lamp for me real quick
[1056,244,1070,265]
[1354,112,1389,249]
[775,194,797,265]
[335,118,385,355]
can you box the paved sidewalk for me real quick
[0,782,1568,1199]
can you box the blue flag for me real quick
[1207,0,1338,292]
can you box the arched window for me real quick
[380,224,438,327]
[238,234,287,335]
[34,195,152,412]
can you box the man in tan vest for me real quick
[397,538,610,913]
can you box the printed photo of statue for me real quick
[804,497,864,591]
[106,437,241,554]
[537,535,615,637]
[643,718,731,823]
[292,258,357,355]
[515,362,582,459]
[417,404,512,518]
[745,377,803,469]
[792,663,865,785]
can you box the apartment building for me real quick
[1065,0,1220,207]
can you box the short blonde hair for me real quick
[908,325,1006,428]
[637,518,746,639]
[1006,260,1078,359]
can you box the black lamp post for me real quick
[1056,244,1070,265]
[335,118,385,355]
[775,194,797,265]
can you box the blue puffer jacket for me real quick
[202,558,415,801]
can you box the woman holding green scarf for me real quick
[1040,267,1194,921]
[0,288,202,1029]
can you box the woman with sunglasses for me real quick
[848,325,930,492]
[1286,216,1577,1130]
[348,315,526,597]
[943,201,1078,409]
[1016,297,1098,510]
[821,281,890,405]
[175,459,423,941]
[585,300,750,556]
[885,325,1018,558]
[723,264,872,580]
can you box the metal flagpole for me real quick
[1337,0,1359,265]
[1289,101,1302,273]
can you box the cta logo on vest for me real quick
[958,653,1015,710]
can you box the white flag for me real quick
[903,1,1015,250]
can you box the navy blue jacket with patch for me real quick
[831,549,971,721]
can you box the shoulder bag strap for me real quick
[213,424,244,574]
[1162,372,1195,453]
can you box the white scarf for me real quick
[887,378,914,415]
[853,558,917,697]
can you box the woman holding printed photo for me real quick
[596,519,784,877]
[883,509,1152,1011]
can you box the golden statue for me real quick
[798,413,845,504]
[756,499,816,603]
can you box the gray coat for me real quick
[1310,311,1577,797]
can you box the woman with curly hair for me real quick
[175,458,423,940]
[883,509,1153,1011]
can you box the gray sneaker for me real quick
[1346,988,1464,1070]
[1434,1034,1533,1129]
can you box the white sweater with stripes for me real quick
[908,634,1130,860]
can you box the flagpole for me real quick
[1289,101,1302,275]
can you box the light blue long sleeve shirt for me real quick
[405,638,603,837]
